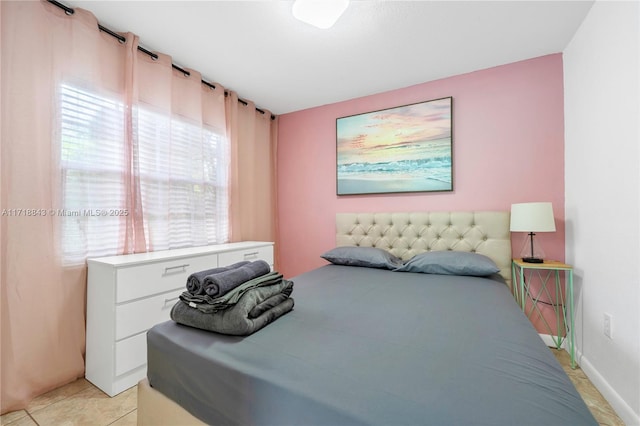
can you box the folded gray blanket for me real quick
[186,261,250,295]
[171,279,294,336]
[203,260,271,297]
[180,271,286,313]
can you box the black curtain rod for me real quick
[46,0,275,120]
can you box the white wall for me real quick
[564,1,640,424]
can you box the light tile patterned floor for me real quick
[551,349,625,426]
[1,349,625,426]
[0,380,136,426]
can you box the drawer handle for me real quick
[243,251,259,259]
[163,264,189,275]
[163,296,180,307]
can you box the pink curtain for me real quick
[134,55,230,251]
[226,97,278,248]
[1,2,128,411]
[1,1,276,413]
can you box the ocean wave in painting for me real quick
[336,154,452,195]
[338,156,451,180]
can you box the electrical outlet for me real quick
[603,313,613,339]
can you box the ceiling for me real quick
[66,1,594,115]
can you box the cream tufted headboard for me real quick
[336,211,512,288]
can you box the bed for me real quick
[138,211,597,425]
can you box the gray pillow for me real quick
[321,246,402,270]
[394,251,500,276]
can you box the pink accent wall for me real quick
[277,54,565,278]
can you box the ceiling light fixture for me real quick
[292,0,349,29]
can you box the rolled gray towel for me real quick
[186,261,250,295]
[180,271,284,312]
[203,260,271,297]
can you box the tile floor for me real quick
[1,349,625,426]
[0,380,136,426]
[551,349,625,426]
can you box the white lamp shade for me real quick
[292,0,349,29]
[510,202,556,232]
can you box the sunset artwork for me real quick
[336,97,453,195]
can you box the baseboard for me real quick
[538,333,566,349]
[576,348,640,426]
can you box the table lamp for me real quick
[510,202,556,263]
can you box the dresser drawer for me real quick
[114,332,146,377]
[116,254,218,303]
[218,245,273,266]
[115,289,182,340]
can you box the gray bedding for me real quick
[171,277,294,336]
[147,265,597,425]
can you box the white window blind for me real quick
[60,84,126,264]
[136,105,229,251]
[59,84,229,265]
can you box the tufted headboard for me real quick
[336,211,512,288]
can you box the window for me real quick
[136,105,229,251]
[59,83,229,265]
[60,84,127,264]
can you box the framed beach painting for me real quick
[336,97,453,195]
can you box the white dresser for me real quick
[85,241,274,396]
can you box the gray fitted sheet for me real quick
[147,265,597,425]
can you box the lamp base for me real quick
[522,257,544,264]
